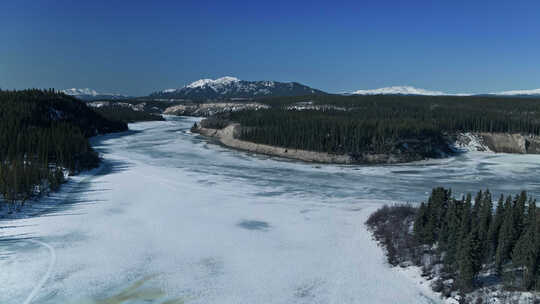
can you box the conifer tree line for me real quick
[0,89,126,208]
[209,94,540,156]
[413,188,540,292]
[93,105,164,123]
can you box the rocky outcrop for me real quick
[163,102,269,117]
[452,132,540,154]
[479,133,540,154]
[452,133,492,152]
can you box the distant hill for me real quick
[62,88,130,101]
[350,85,540,97]
[487,88,540,97]
[149,76,326,100]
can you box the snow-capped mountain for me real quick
[491,88,540,96]
[352,86,461,96]
[62,88,129,100]
[351,85,540,97]
[150,76,326,100]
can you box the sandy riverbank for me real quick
[193,124,355,164]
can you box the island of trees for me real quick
[367,188,540,301]
[0,89,127,211]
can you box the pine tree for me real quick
[443,198,463,272]
[513,191,528,242]
[413,202,430,244]
[457,194,473,254]
[488,194,505,259]
[477,189,493,261]
[457,229,482,292]
[495,195,515,273]
[512,198,538,289]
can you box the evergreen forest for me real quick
[367,188,540,295]
[0,89,126,209]
[208,95,540,157]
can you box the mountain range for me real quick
[61,78,540,101]
[61,88,130,101]
[351,86,540,97]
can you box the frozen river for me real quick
[3,116,540,303]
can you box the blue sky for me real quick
[1,0,539,95]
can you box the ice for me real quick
[2,116,540,303]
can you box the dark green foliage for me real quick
[0,89,127,208]
[93,105,164,123]
[226,109,447,157]
[477,190,493,261]
[199,116,231,129]
[413,187,452,245]
[495,196,516,272]
[210,94,540,158]
[205,94,540,158]
[511,199,538,289]
[487,195,505,259]
[457,228,483,291]
[408,188,540,292]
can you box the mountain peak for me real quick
[152,77,324,100]
[185,76,240,89]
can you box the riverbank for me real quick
[193,123,355,164]
[192,123,434,164]
[194,120,540,165]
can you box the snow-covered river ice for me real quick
[3,116,540,304]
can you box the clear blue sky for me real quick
[1,0,539,95]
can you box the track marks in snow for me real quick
[22,240,56,304]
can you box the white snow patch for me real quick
[61,88,126,97]
[492,88,540,96]
[185,76,240,89]
[452,132,492,152]
[351,86,473,96]
[62,88,100,96]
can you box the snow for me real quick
[61,88,126,97]
[492,88,540,96]
[351,86,472,96]
[186,76,240,89]
[3,117,540,303]
[62,88,100,96]
[159,77,308,97]
[351,86,540,97]
[452,132,492,152]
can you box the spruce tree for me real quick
[495,195,515,273]
[512,198,538,289]
[488,194,505,259]
[477,190,493,261]
[413,202,430,244]
[457,229,482,292]
[444,198,463,272]
[457,194,473,254]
